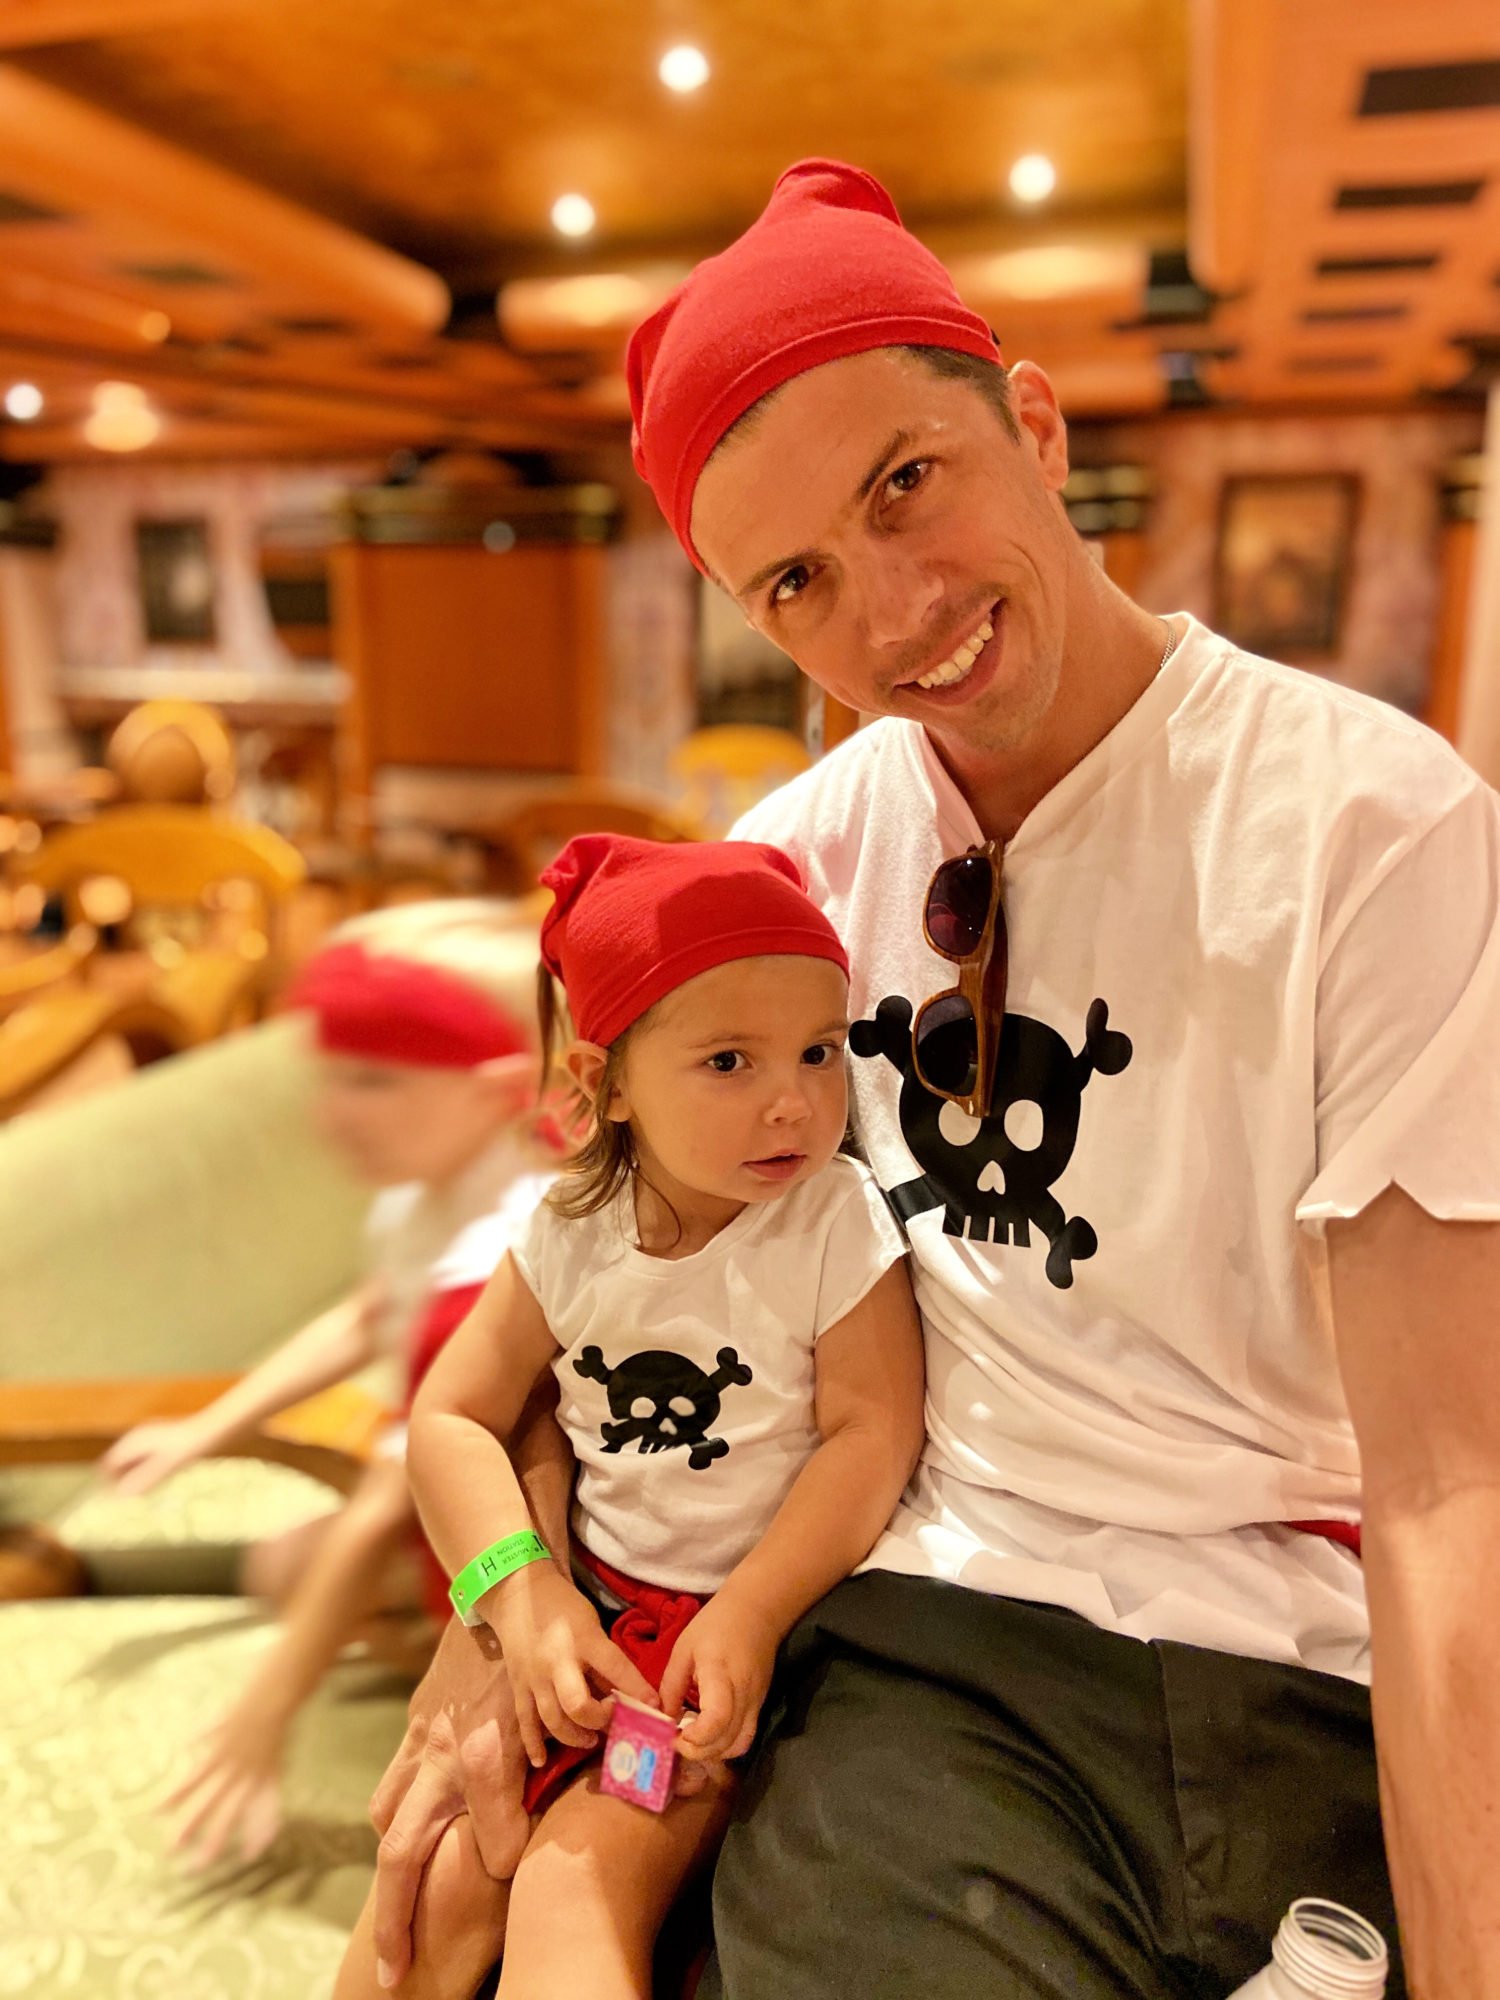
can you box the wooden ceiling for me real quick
[0,0,1494,464]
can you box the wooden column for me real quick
[1456,388,1500,787]
[1425,469,1479,744]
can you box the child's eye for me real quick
[706,1050,747,1074]
[802,1041,844,1067]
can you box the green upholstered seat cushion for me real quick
[0,1596,407,1998]
[0,1016,368,1385]
[1,1459,341,1594]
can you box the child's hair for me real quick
[327,899,540,1046]
[536,962,649,1223]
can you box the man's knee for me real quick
[414,1815,511,1961]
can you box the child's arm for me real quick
[100,1289,381,1495]
[408,1253,658,1764]
[167,1455,415,1869]
[660,1258,925,1761]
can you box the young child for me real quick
[99,899,563,1871]
[335,835,925,2000]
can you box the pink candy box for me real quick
[599,1694,679,1813]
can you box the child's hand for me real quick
[487,1565,657,1768]
[658,1594,779,1763]
[99,1417,211,1497]
[164,1690,289,1870]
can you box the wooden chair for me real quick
[0,924,98,1021]
[475,781,703,896]
[0,806,306,1115]
[105,698,237,806]
[669,724,811,835]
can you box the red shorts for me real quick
[521,1547,708,1818]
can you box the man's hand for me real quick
[658,1592,779,1764]
[485,1563,658,1768]
[368,1616,531,1991]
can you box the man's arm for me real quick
[365,1373,576,1987]
[1326,1186,1500,1997]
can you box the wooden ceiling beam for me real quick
[0,66,448,336]
[0,329,553,436]
[1188,0,1281,297]
[0,2,249,50]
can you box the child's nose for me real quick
[766,1077,812,1122]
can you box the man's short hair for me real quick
[713,342,1020,463]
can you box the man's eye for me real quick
[885,459,929,499]
[770,564,809,608]
[707,1051,746,1074]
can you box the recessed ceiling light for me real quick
[659,45,710,93]
[551,193,597,239]
[3,382,43,421]
[1008,154,1057,204]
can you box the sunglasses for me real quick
[912,841,1008,1118]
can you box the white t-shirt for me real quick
[366,1134,557,1453]
[511,1155,908,1594]
[735,616,1500,1680]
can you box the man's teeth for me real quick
[913,616,994,690]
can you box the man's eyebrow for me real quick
[732,428,918,602]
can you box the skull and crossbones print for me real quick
[573,1343,753,1470]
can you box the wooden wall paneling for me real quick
[328,540,610,838]
[326,541,378,844]
[0,564,15,772]
[1426,516,1475,743]
[559,542,608,780]
[1097,531,1146,600]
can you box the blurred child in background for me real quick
[100,900,563,1869]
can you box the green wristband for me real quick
[448,1531,551,1626]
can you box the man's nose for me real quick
[852,550,945,652]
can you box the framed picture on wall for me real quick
[1215,475,1359,660]
[135,517,217,644]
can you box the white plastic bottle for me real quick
[1227,1898,1389,1998]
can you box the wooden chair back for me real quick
[669,725,811,834]
[106,700,236,806]
[476,783,701,896]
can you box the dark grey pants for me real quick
[702,1572,1403,2000]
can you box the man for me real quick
[370,161,1500,1997]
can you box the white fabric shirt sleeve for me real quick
[813,1164,910,1335]
[1299,778,1500,1227]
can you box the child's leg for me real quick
[334,1813,512,2000]
[498,1766,733,2000]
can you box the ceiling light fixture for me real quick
[659,45,710,93]
[3,382,43,421]
[551,193,597,239]
[1008,154,1057,204]
[83,381,160,453]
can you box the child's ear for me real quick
[562,1040,627,1121]
[476,1050,540,1118]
